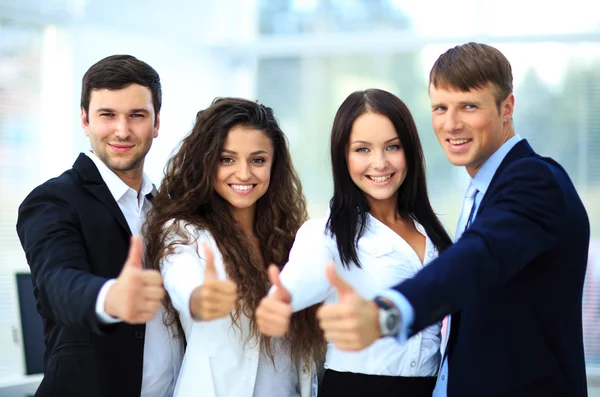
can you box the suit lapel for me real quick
[476,139,535,215]
[73,153,132,236]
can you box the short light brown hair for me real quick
[429,42,513,108]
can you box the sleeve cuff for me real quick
[378,289,414,344]
[95,279,121,324]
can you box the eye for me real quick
[100,113,114,117]
[386,144,401,151]
[251,157,266,164]
[433,106,447,113]
[131,113,145,118]
[356,147,370,153]
[464,104,477,110]
[220,157,234,164]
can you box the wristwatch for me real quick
[373,296,402,337]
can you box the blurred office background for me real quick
[0,0,599,394]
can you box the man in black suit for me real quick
[316,43,590,396]
[17,55,183,397]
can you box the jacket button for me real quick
[135,331,144,340]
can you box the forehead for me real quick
[428,83,497,103]
[224,125,273,152]
[350,112,398,141]
[88,84,154,111]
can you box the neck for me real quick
[368,195,401,226]
[466,123,516,178]
[114,169,143,192]
[230,206,256,237]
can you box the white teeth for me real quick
[449,139,470,145]
[369,175,391,182]
[231,184,254,191]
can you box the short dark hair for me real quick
[429,42,513,108]
[81,55,162,121]
[327,89,452,268]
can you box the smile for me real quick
[229,184,256,193]
[366,174,394,183]
[448,139,471,145]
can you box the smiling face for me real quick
[81,84,159,183]
[213,125,274,213]
[346,112,407,208]
[429,83,514,177]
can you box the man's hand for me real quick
[189,243,238,321]
[256,265,293,337]
[317,262,381,351]
[105,236,165,324]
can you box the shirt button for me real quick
[415,333,420,339]
[441,375,446,380]
[410,361,416,367]
[372,248,379,255]
[135,330,144,340]
[428,250,434,258]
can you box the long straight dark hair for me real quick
[327,88,452,268]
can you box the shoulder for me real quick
[297,217,330,239]
[18,170,80,215]
[162,219,215,245]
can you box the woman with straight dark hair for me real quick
[144,98,323,397]
[256,89,452,397]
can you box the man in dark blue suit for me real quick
[316,42,590,396]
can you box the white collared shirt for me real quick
[278,216,442,377]
[86,151,184,397]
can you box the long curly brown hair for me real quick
[144,97,324,367]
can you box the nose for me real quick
[235,162,252,181]
[372,150,388,171]
[114,115,130,138]
[443,109,462,133]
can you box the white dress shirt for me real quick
[160,221,316,397]
[278,216,442,377]
[86,151,184,397]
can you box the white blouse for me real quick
[278,216,442,377]
[160,221,316,397]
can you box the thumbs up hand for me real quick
[256,265,293,337]
[316,262,381,351]
[189,243,238,321]
[105,235,165,324]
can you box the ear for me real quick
[153,112,160,139]
[502,93,515,122]
[81,108,89,136]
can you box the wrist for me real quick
[374,296,402,337]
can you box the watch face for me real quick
[386,312,399,331]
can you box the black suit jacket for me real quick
[16,153,146,397]
[395,140,589,396]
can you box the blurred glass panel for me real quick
[258,0,480,36]
[0,18,43,379]
[480,0,600,35]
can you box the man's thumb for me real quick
[125,236,144,269]
[325,262,354,299]
[268,265,291,303]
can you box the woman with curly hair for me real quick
[143,97,323,397]
[256,89,453,397]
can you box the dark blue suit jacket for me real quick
[16,154,145,397]
[395,140,589,396]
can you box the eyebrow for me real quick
[351,137,400,145]
[431,100,483,108]
[222,149,269,156]
[95,108,150,114]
